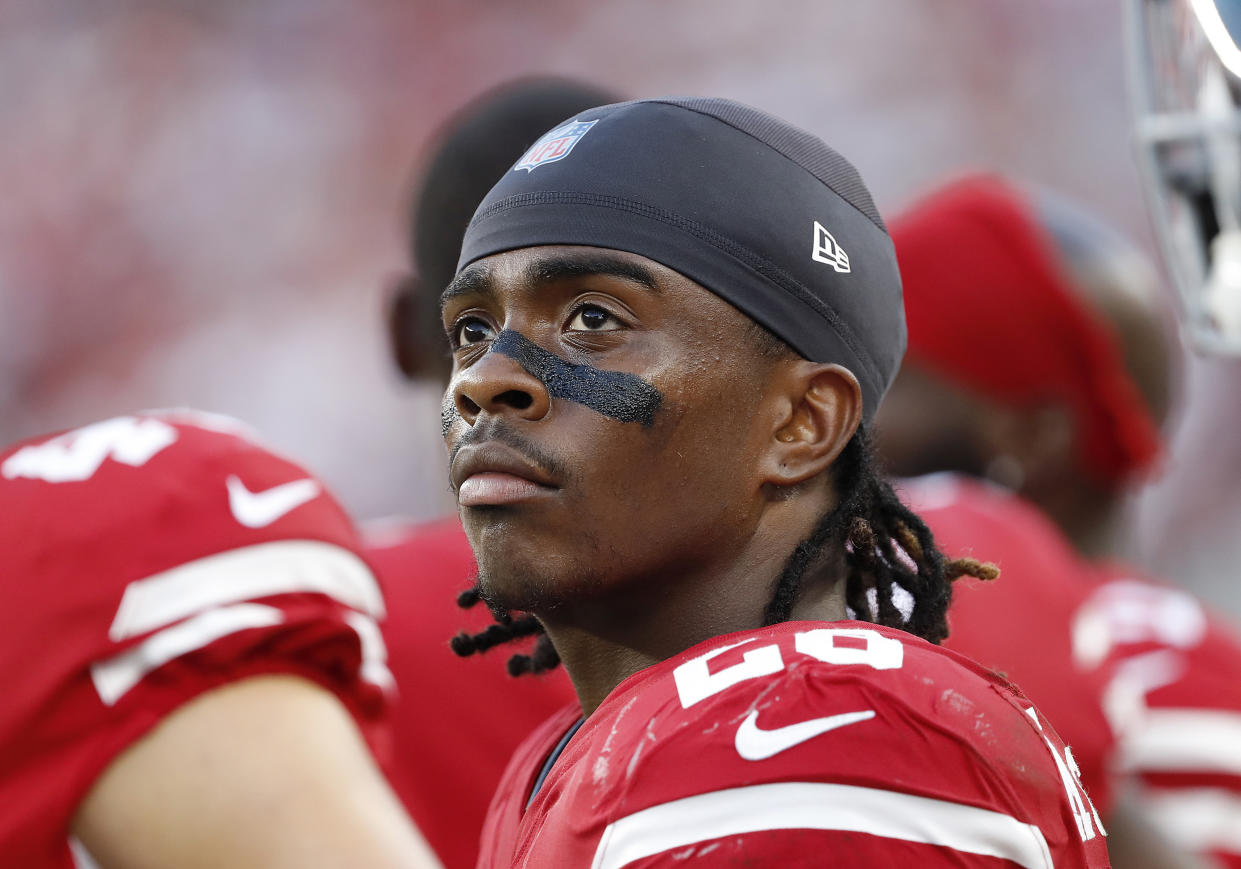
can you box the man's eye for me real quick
[454,317,496,346]
[567,305,620,331]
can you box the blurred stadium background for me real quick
[3,0,1239,614]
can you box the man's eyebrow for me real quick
[523,253,661,293]
[440,253,661,311]
[441,264,493,309]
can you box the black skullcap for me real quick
[457,97,906,422]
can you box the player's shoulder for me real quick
[898,472,1077,558]
[1074,563,1241,716]
[4,409,268,480]
[0,412,391,863]
[542,620,1106,867]
[644,620,1035,740]
[0,410,382,648]
[1072,568,1210,669]
[573,620,1066,802]
[3,410,328,513]
[1,410,361,574]
[903,473,1095,617]
[1072,563,1241,673]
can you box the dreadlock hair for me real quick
[760,428,998,641]
[449,424,998,676]
[450,585,563,677]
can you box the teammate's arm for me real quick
[72,675,442,869]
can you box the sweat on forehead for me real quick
[455,96,907,424]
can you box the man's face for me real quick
[441,245,782,613]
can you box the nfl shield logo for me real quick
[513,120,597,172]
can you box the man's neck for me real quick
[539,540,848,718]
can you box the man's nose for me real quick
[452,347,551,425]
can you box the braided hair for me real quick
[450,325,997,675]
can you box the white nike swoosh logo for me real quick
[227,475,322,528]
[735,708,876,761]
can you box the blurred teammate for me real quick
[0,411,439,868]
[376,78,615,869]
[388,77,621,386]
[445,97,1108,866]
[879,173,1241,867]
[1122,2,1241,861]
[878,177,1164,826]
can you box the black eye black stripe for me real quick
[490,329,662,426]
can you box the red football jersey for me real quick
[479,620,1110,868]
[0,412,392,867]
[362,517,575,869]
[1073,568,1241,867]
[901,474,1119,819]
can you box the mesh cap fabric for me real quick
[457,96,906,422]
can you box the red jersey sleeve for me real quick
[1074,572,1241,868]
[482,622,1110,868]
[902,473,1119,818]
[0,412,392,868]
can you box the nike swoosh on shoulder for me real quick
[227,476,322,528]
[735,709,876,761]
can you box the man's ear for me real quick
[761,361,863,487]
[385,273,450,383]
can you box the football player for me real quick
[878,173,1240,868]
[0,411,439,868]
[375,77,615,869]
[443,97,1110,866]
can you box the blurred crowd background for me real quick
[3,0,1240,614]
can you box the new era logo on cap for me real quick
[812,221,850,273]
[514,119,598,172]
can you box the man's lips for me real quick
[458,472,554,507]
[451,443,558,507]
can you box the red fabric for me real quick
[903,473,1119,818]
[0,413,389,868]
[890,174,1161,486]
[1075,566,1241,868]
[479,620,1110,868]
[364,519,575,869]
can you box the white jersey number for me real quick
[2,416,178,483]
[674,628,904,709]
[1026,706,1105,841]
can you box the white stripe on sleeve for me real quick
[1143,787,1241,856]
[108,540,385,641]
[1122,709,1241,775]
[92,603,284,705]
[588,782,1053,869]
[343,611,395,693]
